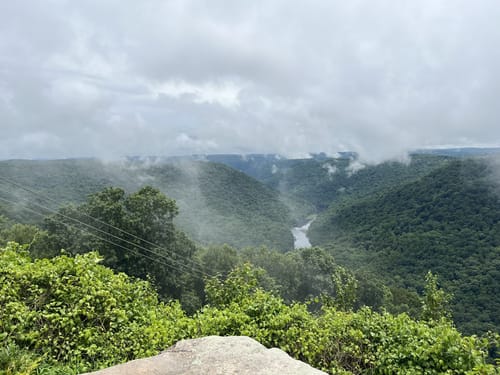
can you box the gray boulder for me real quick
[82,336,327,375]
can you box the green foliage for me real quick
[421,271,452,322]
[205,263,264,307]
[42,186,199,301]
[310,158,500,334]
[240,246,340,302]
[195,264,497,374]
[0,344,41,375]
[331,266,358,311]
[0,242,189,371]
[237,246,388,312]
[193,264,323,364]
[315,308,495,374]
[0,223,51,258]
[0,244,497,374]
[0,158,294,250]
[195,244,239,277]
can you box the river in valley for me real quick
[291,219,314,249]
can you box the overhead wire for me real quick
[0,175,210,274]
[0,184,209,278]
[0,195,178,272]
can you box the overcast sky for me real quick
[1,0,500,162]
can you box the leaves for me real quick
[0,242,187,370]
[1,242,497,374]
[310,159,500,335]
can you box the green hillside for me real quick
[267,155,451,211]
[0,159,294,250]
[309,158,500,334]
[2,154,499,335]
[209,154,450,214]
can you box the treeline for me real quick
[309,158,500,335]
[239,154,450,212]
[0,159,294,250]
[0,185,449,318]
[0,187,416,314]
[1,185,499,373]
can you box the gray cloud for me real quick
[1,0,500,162]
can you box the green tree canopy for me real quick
[42,186,198,301]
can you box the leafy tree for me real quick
[0,214,9,231]
[421,271,452,322]
[237,246,393,311]
[331,265,358,311]
[0,223,53,260]
[195,244,239,277]
[42,186,198,301]
[296,247,337,299]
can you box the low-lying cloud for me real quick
[1,0,500,162]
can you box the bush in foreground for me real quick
[0,243,497,374]
[0,242,189,372]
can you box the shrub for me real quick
[0,242,188,371]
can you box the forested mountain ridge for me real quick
[205,153,451,213]
[1,155,499,373]
[309,157,500,334]
[1,154,499,336]
[0,154,455,250]
[0,158,294,250]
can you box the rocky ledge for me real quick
[82,335,327,375]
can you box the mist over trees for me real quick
[0,159,295,250]
[1,153,499,373]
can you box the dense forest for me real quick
[208,152,500,336]
[0,158,294,250]
[1,153,499,373]
[206,153,450,211]
[309,158,500,335]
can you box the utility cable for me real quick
[0,175,210,273]
[0,195,181,272]
[0,193,207,277]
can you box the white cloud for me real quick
[175,133,218,154]
[1,0,500,161]
[322,163,338,179]
[151,80,242,108]
[346,160,366,177]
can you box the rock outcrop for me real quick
[82,336,327,375]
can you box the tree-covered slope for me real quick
[267,155,451,211]
[206,154,450,214]
[309,158,500,334]
[0,159,294,250]
[148,161,294,250]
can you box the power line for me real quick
[0,192,208,278]
[0,175,210,273]
[0,195,178,272]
